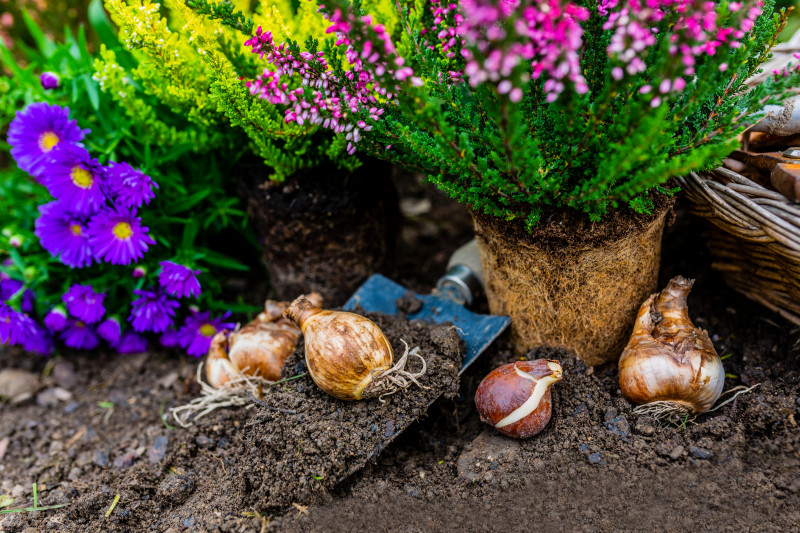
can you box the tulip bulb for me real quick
[205,294,323,388]
[284,295,426,401]
[475,359,563,439]
[619,276,724,415]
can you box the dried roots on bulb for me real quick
[619,276,724,423]
[170,362,274,427]
[205,294,322,388]
[284,295,427,401]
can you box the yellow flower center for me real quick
[69,224,82,236]
[38,131,60,152]
[199,324,217,337]
[75,321,85,328]
[112,222,133,240]
[70,167,94,189]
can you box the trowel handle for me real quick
[435,239,484,308]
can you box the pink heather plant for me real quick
[244,9,421,155]
[237,0,799,228]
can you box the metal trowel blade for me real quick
[343,274,510,374]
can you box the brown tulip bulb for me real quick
[475,359,563,439]
[619,276,724,414]
[284,295,426,401]
[204,294,322,388]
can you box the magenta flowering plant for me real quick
[237,0,800,228]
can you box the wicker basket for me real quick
[676,167,800,325]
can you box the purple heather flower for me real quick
[158,261,201,298]
[105,161,159,208]
[62,284,106,323]
[97,317,121,344]
[40,72,60,90]
[115,331,149,354]
[41,144,105,215]
[35,201,94,268]
[7,102,88,179]
[129,288,179,333]
[60,320,99,350]
[44,307,68,331]
[23,322,53,356]
[87,207,155,265]
[160,329,181,348]
[0,302,37,346]
[178,311,235,357]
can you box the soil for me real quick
[239,157,401,305]
[471,190,676,252]
[1,174,799,532]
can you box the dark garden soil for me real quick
[1,174,799,532]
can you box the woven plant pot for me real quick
[472,207,671,366]
[676,167,800,325]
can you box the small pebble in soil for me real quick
[148,436,168,463]
[689,446,713,460]
[588,452,605,465]
[52,361,78,389]
[0,513,27,533]
[64,402,82,414]
[669,446,685,461]
[195,435,214,449]
[604,415,631,441]
[0,369,39,402]
[36,387,72,407]
[113,452,137,469]
[93,449,109,467]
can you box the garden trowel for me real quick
[343,240,510,374]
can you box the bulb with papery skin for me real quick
[619,276,724,414]
[284,294,426,401]
[475,359,563,439]
[204,294,322,387]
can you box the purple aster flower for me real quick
[22,322,53,356]
[0,280,34,314]
[160,329,181,348]
[44,306,68,331]
[0,302,37,346]
[62,284,105,323]
[60,320,99,350]
[97,317,121,344]
[41,144,105,215]
[132,266,147,278]
[87,207,155,265]
[178,311,235,357]
[35,201,94,268]
[105,161,159,208]
[40,72,60,90]
[129,288,179,333]
[158,261,201,298]
[115,331,149,354]
[7,102,88,179]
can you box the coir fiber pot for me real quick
[472,201,673,366]
[240,158,400,305]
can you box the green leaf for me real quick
[197,249,250,271]
[0,495,13,509]
[21,9,56,57]
[166,189,213,214]
[82,75,100,111]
